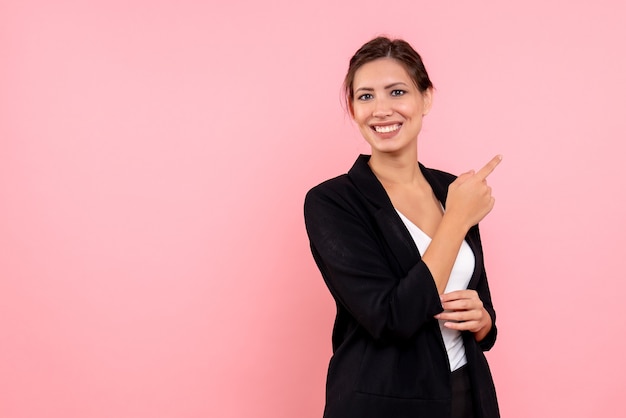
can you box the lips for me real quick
[372,123,401,133]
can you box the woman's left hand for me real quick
[435,290,492,341]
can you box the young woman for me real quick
[304,37,501,418]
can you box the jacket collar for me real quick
[347,154,450,210]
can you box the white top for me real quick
[395,209,475,371]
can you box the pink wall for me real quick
[2,1,624,417]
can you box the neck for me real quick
[368,148,423,186]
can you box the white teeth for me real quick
[374,124,400,133]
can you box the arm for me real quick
[422,155,502,294]
[425,155,501,346]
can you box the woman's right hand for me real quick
[445,155,502,231]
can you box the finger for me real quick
[475,154,503,180]
[440,290,475,302]
[442,300,483,313]
[436,311,482,323]
[436,311,478,322]
[443,320,481,331]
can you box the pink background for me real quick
[2,1,625,417]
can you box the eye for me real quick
[390,89,406,97]
[357,93,373,101]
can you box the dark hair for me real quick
[343,37,433,110]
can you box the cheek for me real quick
[352,106,370,124]
[397,102,421,117]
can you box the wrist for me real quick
[440,212,470,237]
[473,307,492,342]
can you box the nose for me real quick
[372,97,392,118]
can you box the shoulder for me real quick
[303,158,385,227]
[305,154,380,210]
[303,173,375,243]
[306,173,352,198]
[304,174,359,215]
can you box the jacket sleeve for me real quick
[304,184,444,342]
[472,225,498,351]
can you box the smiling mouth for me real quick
[373,124,401,133]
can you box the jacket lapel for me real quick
[348,155,420,275]
[348,155,484,288]
[464,228,484,289]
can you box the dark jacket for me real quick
[304,155,500,418]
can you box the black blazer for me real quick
[304,155,499,418]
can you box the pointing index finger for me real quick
[475,155,503,180]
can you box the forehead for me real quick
[353,58,413,89]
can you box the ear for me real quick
[422,87,433,116]
[347,98,355,119]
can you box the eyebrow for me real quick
[354,82,410,94]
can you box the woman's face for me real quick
[350,58,432,156]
